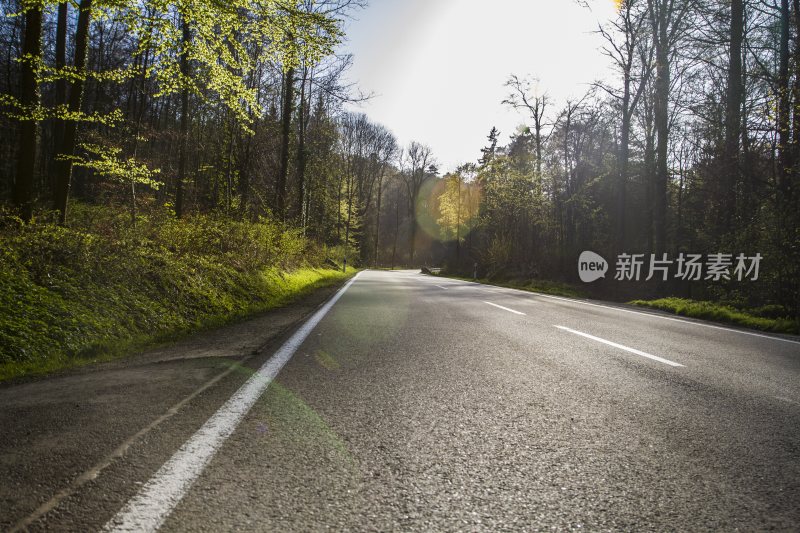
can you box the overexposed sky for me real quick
[337,0,619,172]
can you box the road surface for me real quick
[2,269,799,531]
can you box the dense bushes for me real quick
[0,204,354,380]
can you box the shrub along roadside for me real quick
[628,297,799,334]
[0,204,355,382]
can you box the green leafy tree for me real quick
[437,165,480,262]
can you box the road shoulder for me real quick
[0,277,351,531]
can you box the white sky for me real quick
[337,0,619,172]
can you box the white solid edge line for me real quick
[103,272,362,533]
[541,293,800,345]
[483,301,526,316]
[434,276,799,346]
[555,325,684,367]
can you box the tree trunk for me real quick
[12,3,42,221]
[176,15,190,219]
[276,66,294,220]
[374,166,384,267]
[129,29,152,225]
[239,133,252,218]
[409,197,417,265]
[392,187,399,269]
[295,66,309,223]
[534,124,542,179]
[722,0,744,236]
[793,0,800,164]
[344,173,354,267]
[455,176,462,261]
[53,0,92,225]
[618,99,630,251]
[336,171,343,242]
[643,97,656,251]
[53,2,67,165]
[225,117,234,214]
[652,22,670,255]
[777,0,791,199]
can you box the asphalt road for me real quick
[2,269,799,531]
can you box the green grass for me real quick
[629,297,799,334]
[0,266,354,382]
[0,204,356,382]
[435,273,585,298]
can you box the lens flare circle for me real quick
[414,177,481,243]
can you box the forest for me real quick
[0,0,799,376]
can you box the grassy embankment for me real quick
[0,204,355,382]
[431,272,798,334]
[628,297,799,334]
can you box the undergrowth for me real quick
[629,297,799,334]
[0,203,356,381]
